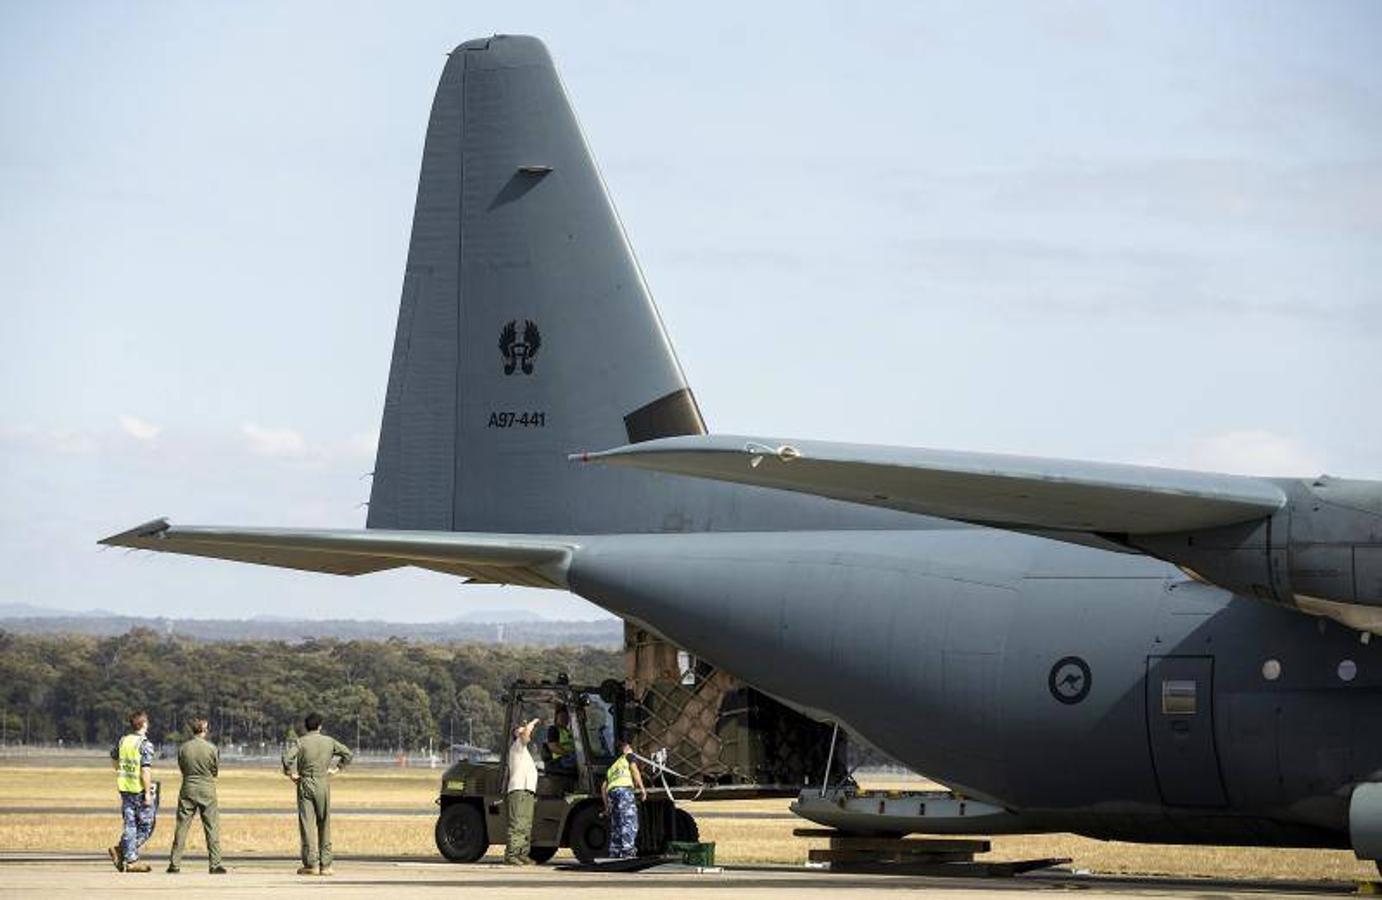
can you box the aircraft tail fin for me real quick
[367,35,705,535]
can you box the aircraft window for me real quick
[1338,659,1358,682]
[1261,659,1281,681]
[1161,679,1197,715]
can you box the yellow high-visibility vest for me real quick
[606,754,634,790]
[557,726,575,756]
[117,734,144,793]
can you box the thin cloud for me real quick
[1148,429,1323,478]
[117,414,162,442]
[983,159,1382,235]
[344,430,379,461]
[889,235,1379,327]
[0,424,99,455]
[241,423,310,459]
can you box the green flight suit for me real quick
[282,731,353,869]
[169,735,222,870]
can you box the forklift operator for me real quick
[544,706,577,773]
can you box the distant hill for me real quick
[448,608,547,624]
[0,603,117,619]
[0,611,621,647]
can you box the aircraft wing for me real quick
[578,435,1287,535]
[99,519,574,588]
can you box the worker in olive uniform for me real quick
[505,717,541,865]
[167,717,226,874]
[281,712,353,876]
[601,741,647,858]
[108,710,156,873]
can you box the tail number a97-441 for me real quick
[487,411,547,428]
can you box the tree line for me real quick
[0,628,621,752]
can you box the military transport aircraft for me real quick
[103,35,1382,870]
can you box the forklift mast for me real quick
[504,678,634,793]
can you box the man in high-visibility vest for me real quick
[544,706,577,773]
[600,741,647,858]
[108,710,156,873]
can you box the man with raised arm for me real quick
[505,717,541,865]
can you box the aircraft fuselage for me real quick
[570,528,1382,848]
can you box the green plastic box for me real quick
[666,840,716,867]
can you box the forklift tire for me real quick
[566,804,610,864]
[435,802,487,863]
[671,808,699,843]
[528,845,558,864]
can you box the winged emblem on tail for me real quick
[499,319,541,375]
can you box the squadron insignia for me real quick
[499,319,541,375]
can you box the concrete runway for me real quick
[0,805,795,819]
[0,853,1369,898]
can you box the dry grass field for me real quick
[0,762,435,810]
[0,763,1375,882]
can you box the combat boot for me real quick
[209,866,228,874]
[124,861,152,873]
[296,866,316,876]
[318,867,334,876]
[107,845,124,872]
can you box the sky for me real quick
[1,1,1379,621]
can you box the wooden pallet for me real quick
[794,829,990,853]
[793,828,1067,878]
[814,858,1071,877]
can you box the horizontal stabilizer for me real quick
[99,519,574,588]
[578,436,1287,536]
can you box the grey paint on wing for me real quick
[100,518,575,587]
[580,434,1288,533]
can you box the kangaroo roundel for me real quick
[1049,656,1091,705]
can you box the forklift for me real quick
[434,677,698,863]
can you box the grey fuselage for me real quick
[561,509,1380,849]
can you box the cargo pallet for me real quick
[793,828,1069,877]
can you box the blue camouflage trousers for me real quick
[606,787,639,858]
[119,791,155,861]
